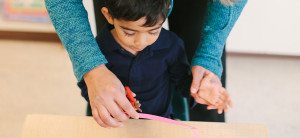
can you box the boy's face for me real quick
[102,7,163,55]
[111,17,163,54]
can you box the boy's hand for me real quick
[207,87,233,114]
[84,64,139,128]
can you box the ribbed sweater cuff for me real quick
[191,57,223,79]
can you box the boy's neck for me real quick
[110,29,139,56]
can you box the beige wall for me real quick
[227,0,300,56]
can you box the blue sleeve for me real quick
[45,0,108,81]
[191,0,247,78]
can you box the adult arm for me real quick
[191,0,248,78]
[45,0,139,127]
[190,0,247,103]
[45,0,107,80]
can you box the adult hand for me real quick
[190,65,222,105]
[84,64,139,128]
[190,66,232,114]
[199,73,232,114]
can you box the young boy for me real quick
[78,0,231,118]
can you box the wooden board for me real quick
[21,114,269,138]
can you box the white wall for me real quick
[83,0,97,36]
[227,0,300,56]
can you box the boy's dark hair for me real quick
[104,0,170,27]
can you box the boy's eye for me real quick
[123,31,135,37]
[149,28,161,35]
[149,31,159,35]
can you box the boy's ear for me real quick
[101,7,114,25]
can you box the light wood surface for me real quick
[21,114,269,138]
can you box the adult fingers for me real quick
[91,107,110,128]
[115,90,139,119]
[106,100,129,122]
[97,105,123,127]
[190,66,206,94]
[192,93,210,105]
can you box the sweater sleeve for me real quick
[191,0,247,78]
[45,0,108,81]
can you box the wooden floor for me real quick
[0,40,86,138]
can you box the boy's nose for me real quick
[134,35,147,49]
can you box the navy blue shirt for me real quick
[78,25,191,117]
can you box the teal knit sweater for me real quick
[45,0,247,81]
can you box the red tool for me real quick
[124,86,142,112]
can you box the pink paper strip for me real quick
[139,113,200,138]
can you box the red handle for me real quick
[125,86,136,107]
